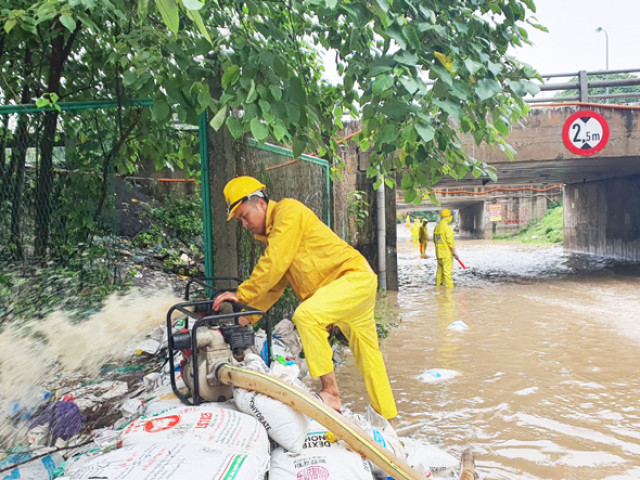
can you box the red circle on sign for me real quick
[562,110,610,156]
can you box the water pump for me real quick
[165,278,271,405]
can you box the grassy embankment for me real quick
[493,204,563,244]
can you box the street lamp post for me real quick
[596,27,609,102]
[596,26,609,70]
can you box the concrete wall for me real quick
[565,175,640,261]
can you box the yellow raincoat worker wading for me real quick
[236,198,397,419]
[433,216,456,287]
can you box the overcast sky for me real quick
[513,0,640,75]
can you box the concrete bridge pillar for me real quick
[564,174,640,261]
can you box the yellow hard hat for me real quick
[440,208,452,218]
[223,176,266,221]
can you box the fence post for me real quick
[578,70,589,102]
[198,111,215,280]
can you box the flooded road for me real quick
[338,226,640,479]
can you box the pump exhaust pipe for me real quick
[214,362,426,480]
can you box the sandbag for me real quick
[344,405,406,479]
[62,441,268,480]
[233,353,309,453]
[234,388,308,453]
[118,404,269,458]
[400,436,458,477]
[268,418,374,480]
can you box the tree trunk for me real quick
[34,19,80,257]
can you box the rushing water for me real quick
[338,225,640,480]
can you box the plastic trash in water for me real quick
[0,452,63,480]
[447,320,469,332]
[29,401,86,442]
[417,369,459,383]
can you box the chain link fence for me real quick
[0,102,202,323]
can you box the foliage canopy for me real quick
[1,0,543,207]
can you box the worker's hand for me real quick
[213,291,239,312]
[237,316,250,327]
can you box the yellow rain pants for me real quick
[293,271,397,420]
[436,256,454,288]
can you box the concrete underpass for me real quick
[398,104,640,261]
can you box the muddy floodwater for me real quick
[338,226,640,480]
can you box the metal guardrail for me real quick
[528,68,640,104]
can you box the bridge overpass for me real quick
[398,103,640,260]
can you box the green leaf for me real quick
[181,0,203,10]
[381,102,410,118]
[272,123,287,142]
[372,75,394,95]
[122,71,138,87]
[378,124,399,144]
[186,9,211,44]
[434,98,463,120]
[414,122,435,143]
[269,85,282,101]
[137,0,150,20]
[463,58,483,75]
[221,65,240,89]
[289,77,306,104]
[152,100,171,122]
[226,116,244,139]
[250,118,269,141]
[292,137,307,158]
[245,80,257,103]
[59,14,76,32]
[285,103,301,124]
[373,0,389,13]
[209,105,227,131]
[4,18,17,34]
[399,77,419,94]
[394,51,418,66]
[475,78,501,101]
[155,0,179,34]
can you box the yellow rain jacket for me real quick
[433,216,455,287]
[433,216,455,259]
[236,199,373,310]
[236,198,397,419]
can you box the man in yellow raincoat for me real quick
[418,219,428,258]
[433,208,459,288]
[213,176,397,422]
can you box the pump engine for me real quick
[166,278,271,405]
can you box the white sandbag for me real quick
[400,436,458,476]
[118,404,269,458]
[62,441,269,480]
[343,406,406,479]
[233,353,308,453]
[268,418,373,480]
[142,385,183,416]
[234,388,308,453]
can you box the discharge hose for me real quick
[215,362,427,480]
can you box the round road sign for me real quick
[562,110,610,156]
